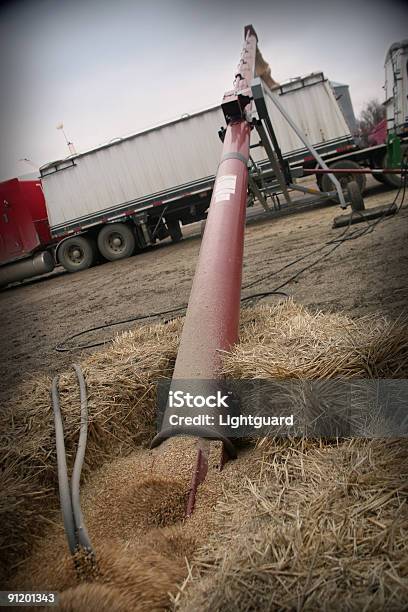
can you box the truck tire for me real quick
[381,153,403,188]
[381,172,402,188]
[167,219,183,243]
[320,159,366,196]
[347,180,365,212]
[373,172,387,184]
[58,235,97,273]
[97,223,136,261]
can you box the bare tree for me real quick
[358,99,385,146]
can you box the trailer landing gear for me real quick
[166,219,183,243]
[347,181,365,211]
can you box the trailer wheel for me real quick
[373,173,387,184]
[58,235,97,273]
[320,159,366,196]
[381,153,402,188]
[347,180,365,212]
[97,223,136,261]
[167,219,183,243]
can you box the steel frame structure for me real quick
[250,78,347,208]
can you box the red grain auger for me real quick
[151,25,260,514]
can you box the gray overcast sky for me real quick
[0,0,407,181]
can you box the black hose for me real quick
[70,364,93,552]
[51,376,77,555]
[51,365,94,559]
[55,305,188,352]
[241,290,289,303]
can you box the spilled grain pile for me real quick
[1,300,408,610]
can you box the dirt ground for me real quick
[1,177,407,402]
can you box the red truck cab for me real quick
[0,178,55,286]
[0,179,52,266]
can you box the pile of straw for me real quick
[177,438,408,611]
[2,300,407,610]
[2,318,182,485]
[0,319,182,580]
[227,300,408,379]
[0,461,51,580]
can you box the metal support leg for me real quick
[248,174,270,210]
[254,122,293,205]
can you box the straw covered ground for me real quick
[1,299,408,610]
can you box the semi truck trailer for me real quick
[37,71,352,274]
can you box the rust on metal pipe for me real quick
[185,443,209,517]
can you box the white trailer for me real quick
[40,71,352,272]
[385,39,408,137]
